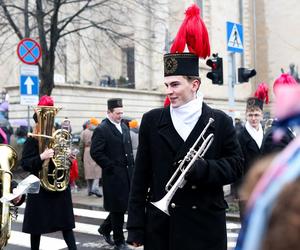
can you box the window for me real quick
[121,47,135,88]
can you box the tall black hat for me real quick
[246,97,264,111]
[164,4,210,77]
[107,98,123,110]
[246,83,269,111]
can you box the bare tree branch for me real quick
[0,0,158,95]
[0,1,23,39]
[36,0,48,53]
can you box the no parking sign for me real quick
[17,38,42,65]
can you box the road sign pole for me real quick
[27,106,30,132]
[228,52,236,122]
[226,21,244,123]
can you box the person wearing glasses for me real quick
[237,83,269,220]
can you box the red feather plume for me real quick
[254,83,269,104]
[164,96,170,107]
[170,4,210,59]
[273,73,297,95]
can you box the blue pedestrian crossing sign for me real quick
[20,65,39,105]
[227,22,244,53]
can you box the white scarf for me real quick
[107,116,122,134]
[245,121,263,148]
[170,93,203,141]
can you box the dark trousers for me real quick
[100,212,125,245]
[239,199,246,223]
[30,230,77,250]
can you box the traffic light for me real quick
[206,54,223,85]
[238,68,257,83]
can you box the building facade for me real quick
[0,0,297,130]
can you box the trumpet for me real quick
[151,118,214,215]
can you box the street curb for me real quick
[72,201,241,222]
[226,213,240,222]
[73,202,104,211]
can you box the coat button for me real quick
[192,205,197,210]
[171,203,176,208]
[191,185,197,189]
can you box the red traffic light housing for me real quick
[238,68,256,83]
[206,54,223,85]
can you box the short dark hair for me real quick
[246,106,263,113]
[183,76,201,83]
[183,76,201,91]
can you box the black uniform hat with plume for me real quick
[164,4,210,77]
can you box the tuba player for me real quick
[21,95,76,250]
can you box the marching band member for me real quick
[261,73,297,155]
[237,83,268,220]
[126,4,243,250]
[21,96,76,250]
[90,98,134,250]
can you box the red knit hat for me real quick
[33,95,54,123]
[38,95,54,106]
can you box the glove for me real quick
[184,158,208,182]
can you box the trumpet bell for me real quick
[151,198,170,216]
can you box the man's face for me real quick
[246,108,263,130]
[164,75,199,108]
[108,107,123,124]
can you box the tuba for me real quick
[151,118,214,215]
[0,144,17,249]
[29,106,72,192]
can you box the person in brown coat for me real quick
[81,117,102,197]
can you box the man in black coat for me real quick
[90,98,134,250]
[126,4,243,250]
[237,87,268,219]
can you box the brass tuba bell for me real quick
[29,106,72,192]
[0,144,17,249]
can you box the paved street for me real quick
[5,188,240,249]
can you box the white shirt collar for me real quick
[107,116,122,134]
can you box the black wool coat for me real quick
[127,103,243,250]
[261,125,295,156]
[90,118,134,212]
[238,127,262,175]
[21,137,75,234]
